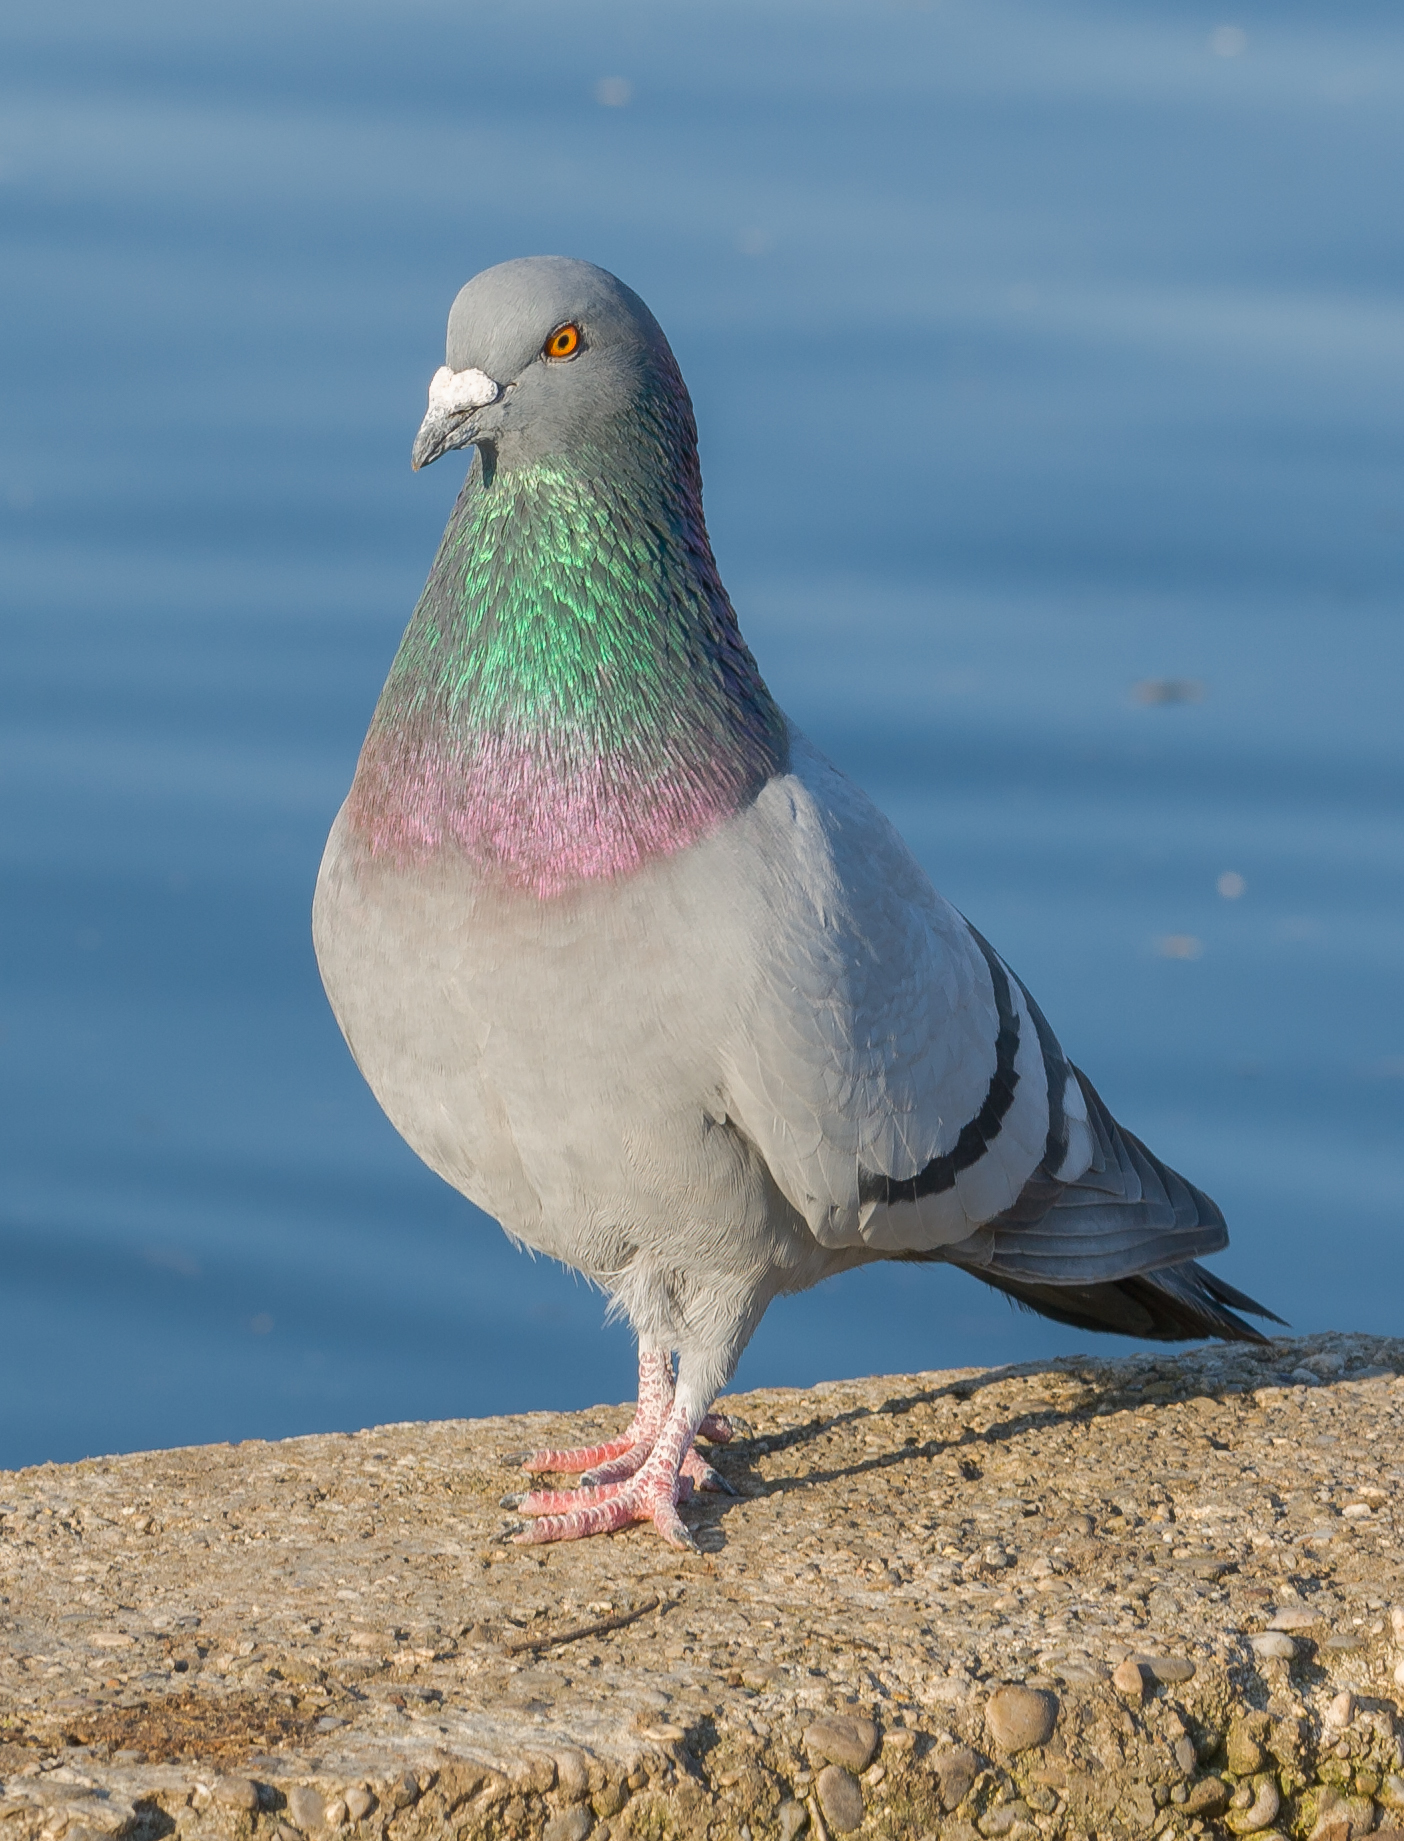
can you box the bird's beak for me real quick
[411,365,502,470]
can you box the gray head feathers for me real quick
[413,256,690,474]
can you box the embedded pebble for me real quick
[1185,1778,1231,1818]
[931,1746,980,1811]
[777,1804,808,1841]
[803,1715,880,1773]
[344,1787,374,1821]
[1325,1689,1355,1729]
[1225,1775,1280,1834]
[388,1770,420,1809]
[1111,1657,1146,1701]
[593,1781,628,1819]
[815,1763,864,1834]
[1267,1605,1318,1630]
[285,1785,324,1831]
[1313,1787,1377,1837]
[214,1777,260,1811]
[544,1810,593,1841]
[1136,1654,1195,1683]
[985,1684,1058,1753]
[1226,1723,1266,1776]
[1250,1631,1297,1660]
[554,1751,590,1803]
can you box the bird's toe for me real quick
[650,1499,700,1550]
[517,1480,626,1517]
[579,1441,652,1487]
[518,1433,637,1476]
[510,1485,649,1545]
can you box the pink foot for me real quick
[513,1470,697,1549]
[510,1398,708,1548]
[513,1354,733,1484]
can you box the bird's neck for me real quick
[347,449,787,896]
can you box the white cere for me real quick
[426,365,500,415]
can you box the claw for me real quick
[499,1491,525,1510]
[682,1451,736,1495]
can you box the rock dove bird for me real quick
[313,256,1278,1548]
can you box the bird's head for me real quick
[410,256,689,478]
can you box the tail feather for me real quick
[902,1067,1282,1345]
[966,1257,1284,1344]
[949,1068,1230,1286]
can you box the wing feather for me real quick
[721,731,1055,1251]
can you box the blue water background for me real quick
[3,0,1403,1466]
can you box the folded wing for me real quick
[720,731,1279,1340]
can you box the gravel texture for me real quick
[2,1332,1403,1840]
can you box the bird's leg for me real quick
[517,1349,733,1489]
[579,1358,734,1491]
[516,1349,674,1479]
[512,1395,706,1548]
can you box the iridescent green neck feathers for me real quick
[348,430,787,896]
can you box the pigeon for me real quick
[313,256,1279,1549]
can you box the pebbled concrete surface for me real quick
[2,1332,1403,1840]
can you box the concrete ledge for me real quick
[2,1332,1403,1840]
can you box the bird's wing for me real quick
[719,730,1238,1290]
[718,730,1093,1253]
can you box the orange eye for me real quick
[543,322,581,359]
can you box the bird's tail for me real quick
[961,1258,1283,1344]
[903,1063,1283,1344]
